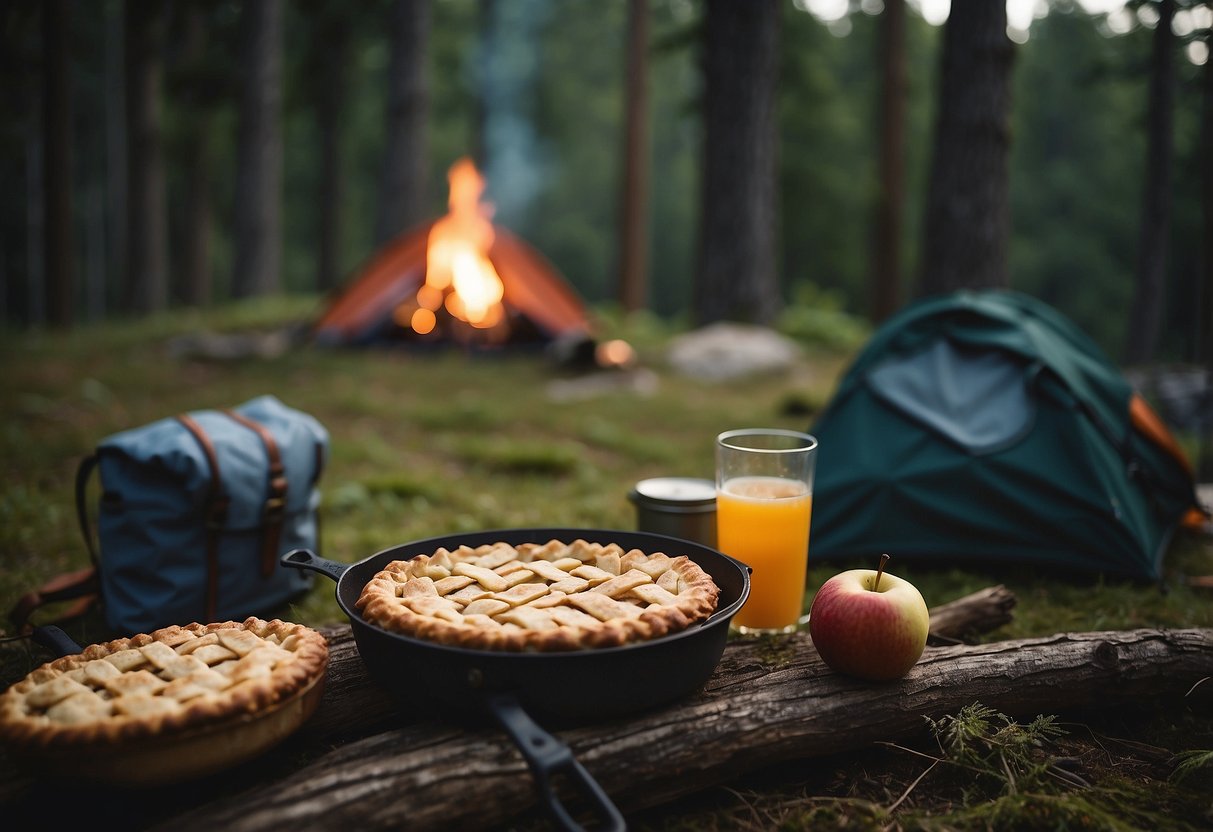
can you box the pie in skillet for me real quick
[0,617,328,752]
[355,538,721,651]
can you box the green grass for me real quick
[2,295,1212,829]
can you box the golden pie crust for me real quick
[355,538,721,651]
[0,617,329,752]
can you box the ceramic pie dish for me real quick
[0,617,329,786]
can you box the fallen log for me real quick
[927,584,1017,643]
[280,583,1018,742]
[162,626,1213,832]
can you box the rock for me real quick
[545,367,660,402]
[666,322,802,382]
[167,329,293,361]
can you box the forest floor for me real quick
[2,297,1212,830]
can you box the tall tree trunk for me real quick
[694,0,780,326]
[316,14,349,293]
[124,0,168,314]
[869,0,906,324]
[375,0,431,245]
[178,3,213,307]
[106,0,126,316]
[472,0,494,172]
[1124,0,1176,366]
[617,0,650,314]
[84,182,106,321]
[26,112,44,325]
[1199,27,1213,481]
[918,0,1013,297]
[231,0,283,299]
[43,0,73,328]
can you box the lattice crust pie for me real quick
[355,538,721,651]
[0,618,329,750]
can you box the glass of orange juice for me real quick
[716,428,817,635]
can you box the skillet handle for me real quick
[32,625,83,657]
[487,693,626,832]
[281,549,350,584]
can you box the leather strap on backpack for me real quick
[8,566,100,635]
[176,413,228,623]
[6,456,105,633]
[75,453,102,568]
[223,409,288,578]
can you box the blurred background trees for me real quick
[694,0,781,326]
[917,0,1013,297]
[0,0,1210,369]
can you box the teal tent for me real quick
[809,290,1204,581]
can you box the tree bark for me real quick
[1125,0,1177,366]
[42,0,73,327]
[617,0,650,314]
[375,0,431,245]
[694,0,780,326]
[1200,27,1213,480]
[231,0,283,299]
[124,0,168,314]
[176,3,214,308]
[918,0,1013,297]
[106,1,126,318]
[161,627,1213,832]
[315,13,349,293]
[870,0,907,324]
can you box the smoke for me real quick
[472,0,553,226]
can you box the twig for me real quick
[1046,763,1091,790]
[722,786,764,829]
[875,740,945,765]
[1000,752,1017,795]
[885,758,940,815]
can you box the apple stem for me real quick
[874,553,890,591]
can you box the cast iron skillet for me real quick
[283,527,750,832]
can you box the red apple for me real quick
[808,555,930,681]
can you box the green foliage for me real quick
[450,435,585,476]
[778,7,877,307]
[776,282,871,352]
[1009,5,1149,359]
[1170,747,1213,784]
[953,789,1190,832]
[577,417,681,466]
[927,704,1067,796]
[777,6,940,312]
[408,396,509,432]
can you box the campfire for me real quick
[311,157,607,358]
[396,158,508,344]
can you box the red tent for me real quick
[311,220,594,347]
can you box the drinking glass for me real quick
[715,429,817,635]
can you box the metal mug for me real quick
[627,477,717,547]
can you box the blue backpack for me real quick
[11,396,328,635]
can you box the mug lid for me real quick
[629,477,716,508]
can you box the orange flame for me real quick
[410,157,507,335]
